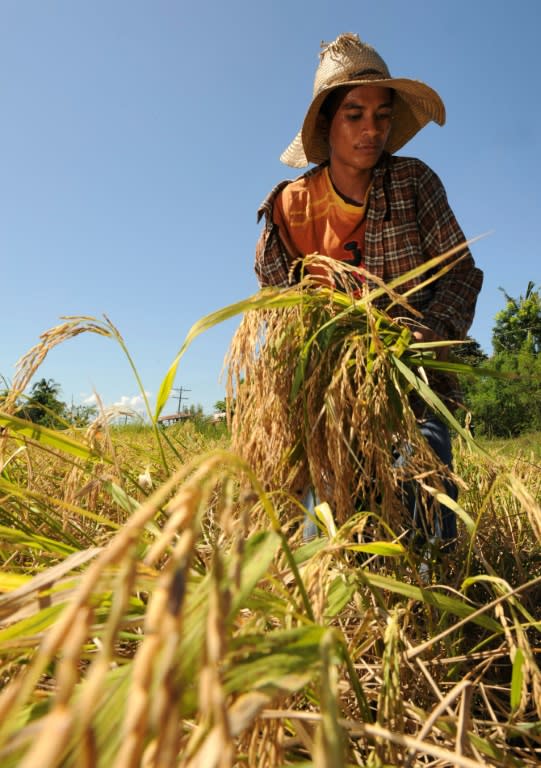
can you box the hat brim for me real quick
[280,77,445,168]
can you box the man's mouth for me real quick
[355,144,382,152]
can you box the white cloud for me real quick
[113,393,150,411]
[79,391,152,413]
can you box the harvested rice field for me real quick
[1,275,540,766]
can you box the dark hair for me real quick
[319,85,395,121]
[319,86,351,121]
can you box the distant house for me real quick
[157,412,192,427]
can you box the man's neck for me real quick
[328,164,373,205]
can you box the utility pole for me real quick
[171,386,191,413]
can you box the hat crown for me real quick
[313,33,391,97]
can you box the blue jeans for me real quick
[397,416,457,544]
[302,488,319,541]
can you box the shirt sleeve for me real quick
[416,164,484,339]
[254,181,295,287]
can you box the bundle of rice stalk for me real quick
[226,252,472,532]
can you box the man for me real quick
[255,33,483,546]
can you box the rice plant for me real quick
[0,254,540,766]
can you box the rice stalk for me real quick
[313,630,345,768]
[3,317,115,416]
[371,609,403,766]
[225,255,480,532]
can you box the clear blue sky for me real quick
[2,1,539,416]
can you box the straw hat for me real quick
[280,33,446,168]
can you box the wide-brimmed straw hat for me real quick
[280,32,446,168]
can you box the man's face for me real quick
[326,85,393,173]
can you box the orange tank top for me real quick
[273,166,370,284]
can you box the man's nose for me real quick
[362,114,380,136]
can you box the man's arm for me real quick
[416,165,483,341]
[255,181,294,287]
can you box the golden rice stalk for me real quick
[373,609,403,766]
[74,554,139,761]
[183,553,234,768]
[313,630,345,768]
[3,316,116,414]
[0,452,203,754]
[16,604,93,768]
[226,256,449,529]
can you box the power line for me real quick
[171,386,191,413]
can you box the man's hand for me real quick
[412,328,449,360]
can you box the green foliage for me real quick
[17,378,66,428]
[68,403,98,427]
[453,335,489,367]
[214,396,236,417]
[464,346,541,437]
[9,378,96,430]
[462,283,541,437]
[493,281,541,354]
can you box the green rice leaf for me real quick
[510,647,524,711]
[103,481,138,515]
[345,541,405,556]
[391,355,491,458]
[0,573,29,591]
[225,626,326,693]
[0,411,101,462]
[419,488,476,535]
[325,576,357,617]
[362,572,501,632]
[230,530,281,615]
[409,354,515,381]
[0,525,76,557]
[0,603,66,645]
[155,288,304,420]
[316,630,345,767]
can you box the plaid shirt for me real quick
[255,152,484,410]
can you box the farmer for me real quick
[254,32,483,546]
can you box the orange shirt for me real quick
[272,166,369,283]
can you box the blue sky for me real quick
[2,1,539,416]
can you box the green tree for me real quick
[214,395,236,416]
[464,348,541,437]
[453,336,489,367]
[462,283,541,436]
[492,281,541,354]
[68,403,98,427]
[19,378,67,427]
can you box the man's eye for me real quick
[377,113,392,121]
